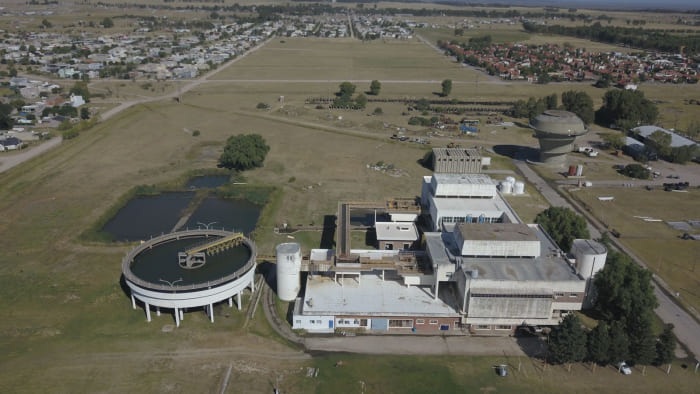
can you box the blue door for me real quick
[371,318,388,330]
[328,320,334,329]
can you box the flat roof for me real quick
[433,173,494,186]
[375,222,418,241]
[633,125,699,148]
[276,242,300,254]
[301,273,460,317]
[431,195,519,223]
[456,223,537,242]
[433,148,481,159]
[425,226,582,282]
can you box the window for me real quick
[416,319,425,325]
[310,320,315,324]
[360,319,368,326]
[384,243,393,250]
[388,319,413,328]
[554,292,565,297]
[496,325,512,330]
[569,293,578,298]
[295,320,301,324]
[429,319,438,325]
[454,321,460,328]
[403,243,410,249]
[476,325,491,329]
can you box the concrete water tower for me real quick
[530,110,588,167]
[276,243,302,301]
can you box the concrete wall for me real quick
[336,315,461,333]
[467,295,553,319]
[378,240,415,251]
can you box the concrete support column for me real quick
[145,302,151,322]
[382,270,385,282]
[237,291,242,310]
[175,307,180,327]
[250,278,255,293]
[434,281,439,301]
[209,304,214,323]
[156,307,161,317]
[228,297,233,308]
[131,293,136,310]
[180,309,184,321]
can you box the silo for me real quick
[276,243,302,301]
[513,181,525,195]
[571,239,607,279]
[576,165,584,177]
[499,181,512,194]
[505,176,516,185]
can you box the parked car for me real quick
[616,361,632,375]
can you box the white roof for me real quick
[301,274,460,317]
[374,222,418,241]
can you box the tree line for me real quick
[523,21,700,55]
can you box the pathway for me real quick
[0,136,63,174]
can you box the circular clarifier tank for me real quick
[122,229,256,326]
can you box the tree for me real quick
[441,79,452,97]
[0,103,14,130]
[587,321,611,365]
[80,107,90,120]
[355,93,367,109]
[218,134,270,171]
[561,91,594,124]
[620,164,650,179]
[548,314,587,365]
[669,145,700,164]
[70,81,91,101]
[337,82,356,98]
[594,251,658,324]
[608,321,630,363]
[654,324,676,366]
[545,93,558,110]
[373,107,383,115]
[369,80,381,95]
[601,132,625,150]
[595,89,658,129]
[102,17,114,28]
[10,99,26,111]
[644,130,672,158]
[534,207,590,252]
[627,311,656,365]
[41,19,53,28]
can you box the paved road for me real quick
[0,136,63,174]
[515,159,700,359]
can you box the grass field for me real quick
[572,188,700,314]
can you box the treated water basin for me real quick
[185,197,261,235]
[185,175,230,189]
[101,192,194,241]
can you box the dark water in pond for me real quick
[350,208,390,226]
[185,197,261,235]
[130,237,251,285]
[101,192,194,241]
[185,175,230,189]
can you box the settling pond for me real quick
[101,191,261,242]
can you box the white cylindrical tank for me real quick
[576,164,584,177]
[499,181,512,194]
[571,239,607,279]
[505,176,516,185]
[276,243,302,301]
[513,181,525,195]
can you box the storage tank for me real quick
[513,181,525,195]
[505,176,516,185]
[568,165,577,176]
[571,239,607,279]
[276,243,302,301]
[499,181,512,194]
[576,164,584,177]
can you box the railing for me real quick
[121,229,256,292]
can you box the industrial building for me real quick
[530,110,588,167]
[432,148,486,173]
[283,172,607,335]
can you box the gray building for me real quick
[432,148,483,174]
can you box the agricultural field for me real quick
[572,188,700,314]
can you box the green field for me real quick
[572,188,700,314]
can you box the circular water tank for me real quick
[505,176,516,185]
[499,181,512,194]
[276,243,302,301]
[572,239,608,279]
[513,181,525,195]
